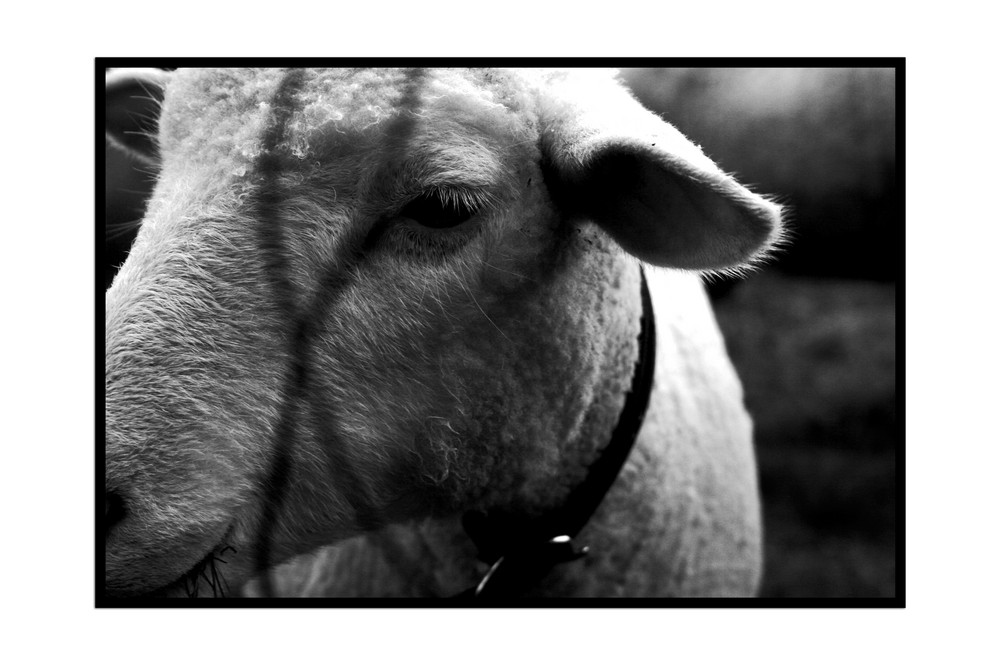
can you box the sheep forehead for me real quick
[285,67,537,131]
[158,68,283,173]
[283,68,545,190]
[159,68,547,179]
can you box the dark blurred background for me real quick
[622,67,898,597]
[104,66,899,598]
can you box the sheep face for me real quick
[105,68,780,597]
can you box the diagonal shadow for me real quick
[249,67,429,598]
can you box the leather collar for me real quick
[456,268,657,598]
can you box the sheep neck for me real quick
[458,268,657,598]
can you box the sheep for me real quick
[104,67,782,599]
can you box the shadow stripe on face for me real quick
[247,67,429,596]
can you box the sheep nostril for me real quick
[106,490,127,533]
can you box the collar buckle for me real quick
[472,535,590,598]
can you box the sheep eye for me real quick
[397,191,478,229]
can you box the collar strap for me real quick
[457,268,657,599]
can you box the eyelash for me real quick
[379,186,493,256]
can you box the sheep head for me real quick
[104,67,780,597]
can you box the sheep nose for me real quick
[106,489,127,533]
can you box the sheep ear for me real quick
[105,68,171,165]
[542,73,782,271]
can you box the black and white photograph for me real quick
[101,62,899,604]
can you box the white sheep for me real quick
[104,67,782,598]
